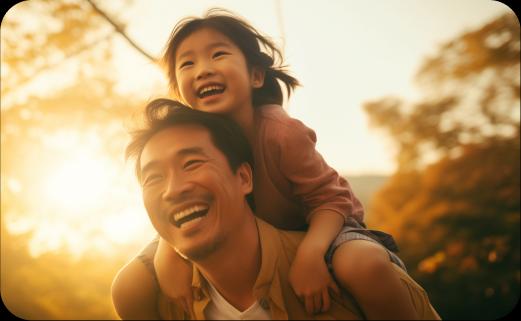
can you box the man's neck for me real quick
[195,215,261,312]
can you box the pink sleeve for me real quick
[277,118,364,224]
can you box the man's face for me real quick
[140,124,252,260]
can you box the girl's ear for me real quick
[237,162,253,195]
[251,66,265,89]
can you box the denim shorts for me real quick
[324,218,407,272]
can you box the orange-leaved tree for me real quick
[364,12,520,320]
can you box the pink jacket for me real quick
[252,105,364,231]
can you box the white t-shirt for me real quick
[204,281,272,320]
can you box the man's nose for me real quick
[162,174,195,202]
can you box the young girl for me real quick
[114,8,416,319]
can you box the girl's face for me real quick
[174,27,264,116]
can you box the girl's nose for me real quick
[196,62,215,80]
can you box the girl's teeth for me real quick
[199,85,224,96]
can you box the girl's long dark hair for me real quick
[161,8,300,107]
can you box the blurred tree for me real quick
[2,0,104,99]
[364,12,519,170]
[1,0,149,101]
[1,78,147,319]
[364,13,520,320]
[1,0,155,319]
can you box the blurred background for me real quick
[1,0,519,319]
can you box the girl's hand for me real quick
[154,238,195,318]
[289,244,340,315]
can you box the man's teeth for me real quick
[173,205,208,223]
[198,85,224,96]
[179,216,204,229]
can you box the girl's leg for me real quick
[331,239,418,320]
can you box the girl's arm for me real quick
[273,115,361,314]
[289,210,342,314]
[276,116,363,226]
[302,210,345,254]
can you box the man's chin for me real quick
[178,237,223,261]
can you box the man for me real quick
[112,98,440,320]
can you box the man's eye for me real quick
[213,51,229,58]
[143,174,163,186]
[184,159,204,169]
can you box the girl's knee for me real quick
[332,240,392,285]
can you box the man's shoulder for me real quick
[256,218,304,260]
[391,265,441,319]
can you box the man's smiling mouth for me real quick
[169,204,209,228]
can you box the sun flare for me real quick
[44,151,115,212]
[4,129,154,258]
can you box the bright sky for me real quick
[112,0,511,175]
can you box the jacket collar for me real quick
[190,217,288,319]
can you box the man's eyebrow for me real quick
[177,147,208,158]
[140,160,160,177]
[177,42,232,60]
[140,147,208,175]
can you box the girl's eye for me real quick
[184,159,204,170]
[213,51,229,58]
[179,60,193,69]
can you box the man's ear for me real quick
[251,66,265,89]
[237,163,253,195]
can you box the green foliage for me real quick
[365,12,520,320]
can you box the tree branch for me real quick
[1,32,114,98]
[85,0,157,63]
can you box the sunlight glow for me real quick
[39,129,118,215]
[44,151,114,212]
[7,178,23,194]
[3,128,155,258]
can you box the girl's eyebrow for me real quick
[178,50,194,60]
[178,42,232,60]
[206,41,232,51]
